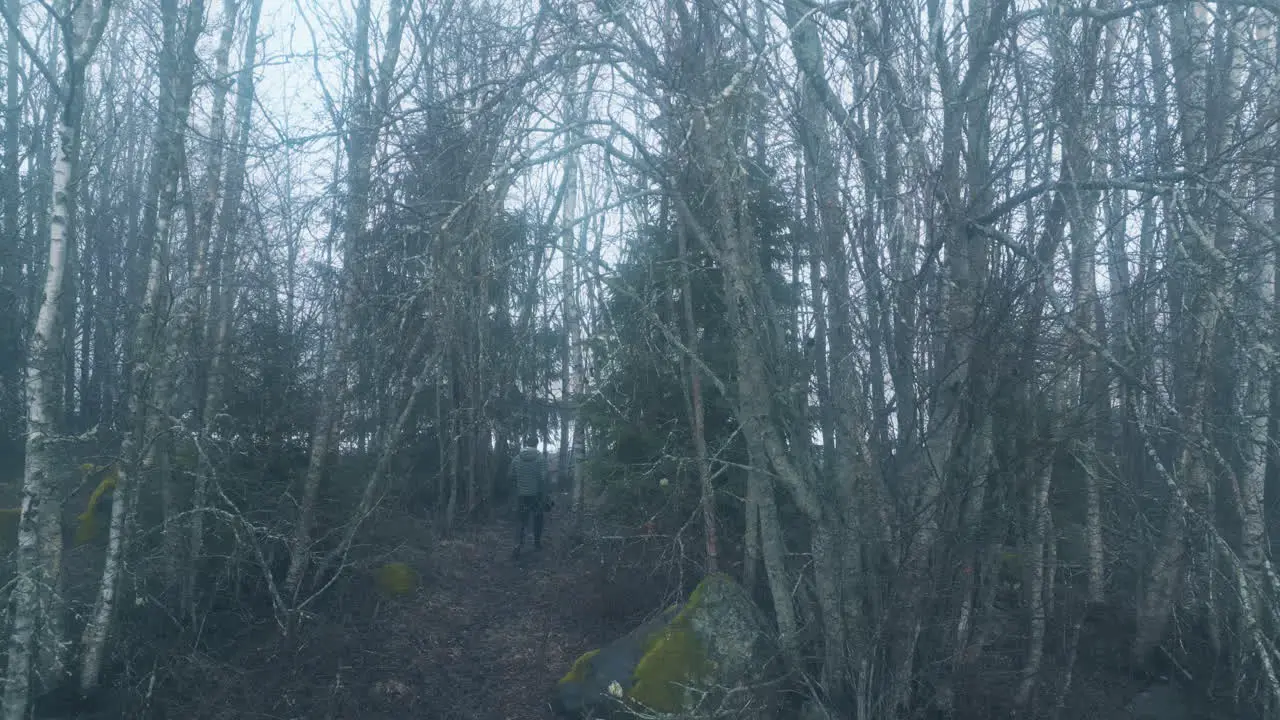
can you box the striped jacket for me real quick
[509,447,547,497]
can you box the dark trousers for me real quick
[515,495,544,548]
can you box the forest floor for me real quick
[154,501,664,720]
[139,499,1242,720]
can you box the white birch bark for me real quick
[3,116,74,720]
[81,0,204,690]
[1016,382,1063,708]
[559,63,583,529]
[1240,11,1280,591]
[1234,21,1277,669]
[2,0,113,712]
[1058,17,1107,605]
[1238,238,1274,649]
[1134,3,1228,663]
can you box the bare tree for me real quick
[188,0,264,619]
[1,0,113,712]
[286,0,408,604]
[80,0,206,691]
[0,0,21,464]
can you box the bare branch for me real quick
[0,3,60,93]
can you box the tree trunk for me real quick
[189,0,261,618]
[1056,10,1107,607]
[677,215,718,572]
[784,1,882,692]
[0,0,21,465]
[3,1,114,711]
[1016,383,1062,708]
[742,455,761,593]
[37,2,104,683]
[750,443,799,666]
[82,0,202,689]
[177,0,236,575]
[684,90,826,687]
[559,70,583,530]
[143,0,206,590]
[1134,3,1221,664]
[3,117,75,720]
[288,0,406,602]
[1233,17,1278,663]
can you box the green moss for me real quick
[629,618,709,711]
[559,648,601,685]
[373,562,418,597]
[74,470,117,546]
[627,576,730,712]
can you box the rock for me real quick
[556,605,680,717]
[554,573,779,719]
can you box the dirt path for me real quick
[405,518,605,720]
[162,510,623,720]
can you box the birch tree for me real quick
[80,0,206,691]
[559,61,583,529]
[1,0,113,713]
[188,0,263,619]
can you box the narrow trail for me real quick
[407,517,605,720]
[165,509,631,720]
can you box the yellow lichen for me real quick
[74,470,118,546]
[627,577,728,712]
[629,617,709,711]
[559,648,601,686]
[558,575,745,717]
[373,562,418,597]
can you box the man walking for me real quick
[509,435,548,558]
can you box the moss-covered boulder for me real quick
[554,573,778,719]
[372,561,419,597]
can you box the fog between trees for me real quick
[1,0,1278,718]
